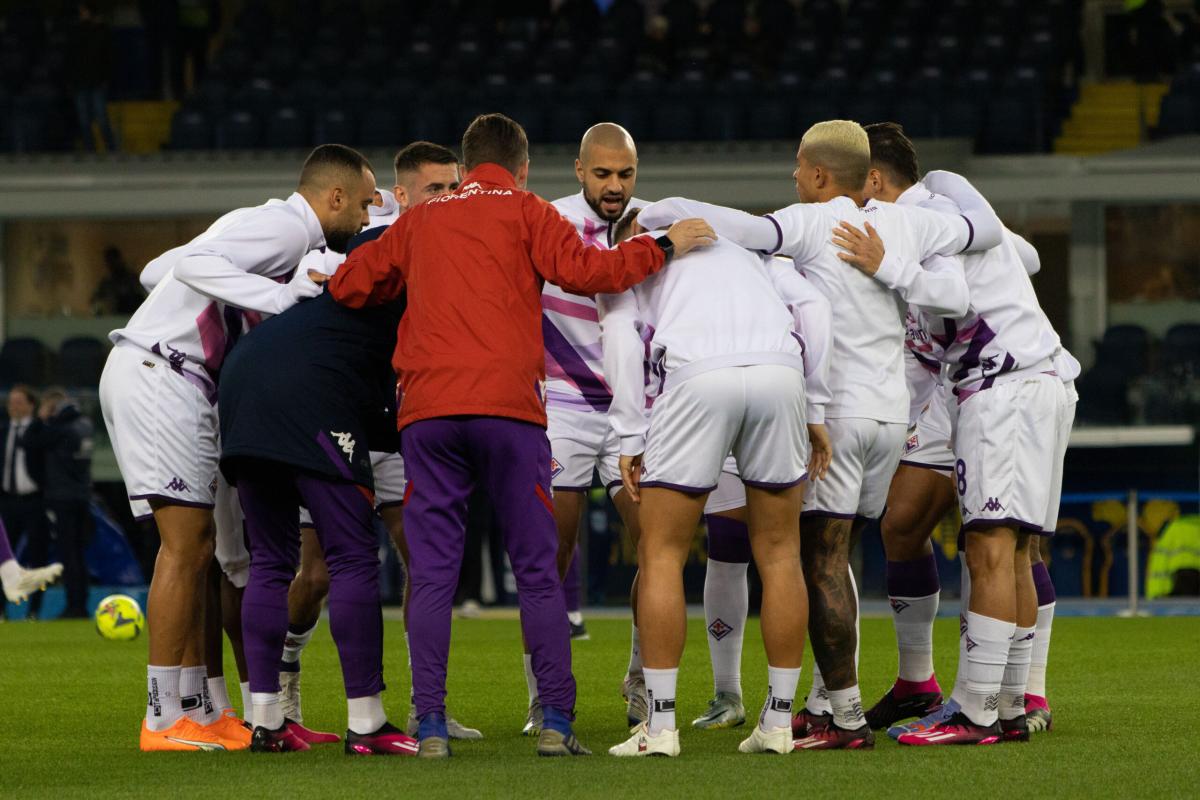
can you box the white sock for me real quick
[523,653,538,705]
[1027,602,1055,697]
[805,664,832,715]
[643,667,678,734]
[252,691,285,730]
[958,611,1014,727]
[1000,625,1035,720]
[282,621,318,665]
[761,666,801,730]
[207,675,232,712]
[892,592,938,682]
[627,624,642,676]
[704,559,748,697]
[347,693,387,735]
[567,610,583,626]
[146,665,183,731]
[952,552,972,697]
[179,666,218,725]
[827,686,865,730]
[240,681,252,718]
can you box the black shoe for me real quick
[865,685,944,730]
[569,620,589,641]
[251,723,311,752]
[1000,714,1030,742]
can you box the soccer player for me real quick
[602,209,831,757]
[0,518,61,606]
[524,122,650,734]
[327,113,715,758]
[637,119,1002,749]
[834,166,1075,745]
[276,142,480,742]
[99,143,376,751]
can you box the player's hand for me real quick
[807,423,831,481]
[833,221,885,276]
[620,453,644,503]
[666,219,717,256]
[285,266,325,305]
[308,270,329,284]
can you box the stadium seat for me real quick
[1162,323,1200,372]
[650,101,699,142]
[547,102,594,145]
[892,96,937,138]
[1075,363,1131,425]
[1157,93,1200,136]
[1095,324,1152,376]
[311,108,356,146]
[0,338,50,388]
[169,108,212,150]
[215,110,261,150]
[701,98,745,141]
[57,337,108,388]
[262,107,309,149]
[939,97,982,138]
[358,108,404,148]
[981,95,1040,153]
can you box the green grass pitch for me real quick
[1,615,1197,799]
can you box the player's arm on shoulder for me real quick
[528,194,666,295]
[874,248,969,318]
[767,261,832,425]
[328,217,408,308]
[921,170,1003,252]
[640,197,775,252]
[597,289,649,503]
[1007,229,1041,275]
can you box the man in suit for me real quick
[1,384,50,615]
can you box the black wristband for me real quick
[654,234,675,263]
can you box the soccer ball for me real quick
[94,594,145,641]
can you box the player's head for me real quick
[793,120,870,203]
[39,387,67,417]
[462,113,530,187]
[6,384,36,419]
[576,123,638,222]
[612,207,644,243]
[393,141,460,211]
[863,122,919,202]
[298,143,377,252]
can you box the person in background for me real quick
[22,388,95,619]
[68,2,118,153]
[92,246,145,316]
[1,385,49,616]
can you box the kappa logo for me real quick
[165,476,190,493]
[904,433,919,454]
[959,613,968,637]
[708,618,734,641]
[964,635,978,653]
[890,598,911,613]
[550,457,564,479]
[332,431,356,460]
[981,497,1006,512]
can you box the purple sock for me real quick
[886,552,940,597]
[563,547,581,613]
[0,518,14,563]
[1032,561,1056,606]
[705,515,751,564]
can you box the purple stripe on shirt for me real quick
[961,215,975,251]
[196,302,227,373]
[542,293,600,322]
[541,314,612,412]
[316,430,355,480]
[951,317,997,383]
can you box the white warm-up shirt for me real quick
[598,236,832,456]
[638,196,982,424]
[114,192,325,389]
[297,188,399,278]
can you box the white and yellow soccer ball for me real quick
[94,594,145,641]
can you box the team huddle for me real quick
[98,112,1074,758]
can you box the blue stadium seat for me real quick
[358,108,404,148]
[844,93,892,127]
[1157,93,1200,136]
[701,98,745,141]
[215,110,261,149]
[169,107,212,150]
[263,107,310,149]
[795,96,842,134]
[1095,324,1151,377]
[547,102,594,145]
[650,101,698,142]
[406,109,452,146]
[1162,323,1200,372]
[311,108,355,146]
[981,95,1039,153]
[939,97,982,138]
[57,337,108,388]
[0,338,49,388]
[891,96,937,138]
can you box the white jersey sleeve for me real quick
[920,170,1004,252]
[873,251,969,318]
[597,289,648,455]
[1009,231,1041,275]
[638,197,781,253]
[767,259,832,424]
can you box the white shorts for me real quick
[213,473,249,588]
[1041,382,1077,533]
[952,373,1069,533]
[804,417,906,519]
[899,391,954,472]
[100,343,219,516]
[299,450,405,526]
[547,405,621,494]
[703,457,746,514]
[642,365,808,492]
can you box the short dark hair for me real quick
[393,141,458,182]
[298,143,374,190]
[461,113,529,175]
[864,122,920,188]
[613,207,642,243]
[8,384,37,407]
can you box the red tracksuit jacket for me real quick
[328,163,667,430]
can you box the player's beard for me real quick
[585,189,629,223]
[325,225,357,254]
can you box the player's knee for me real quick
[296,565,331,598]
[965,535,1012,576]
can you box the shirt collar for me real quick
[895,181,928,207]
[286,192,327,250]
[458,163,519,191]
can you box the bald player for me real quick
[522,123,651,735]
[101,144,377,751]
